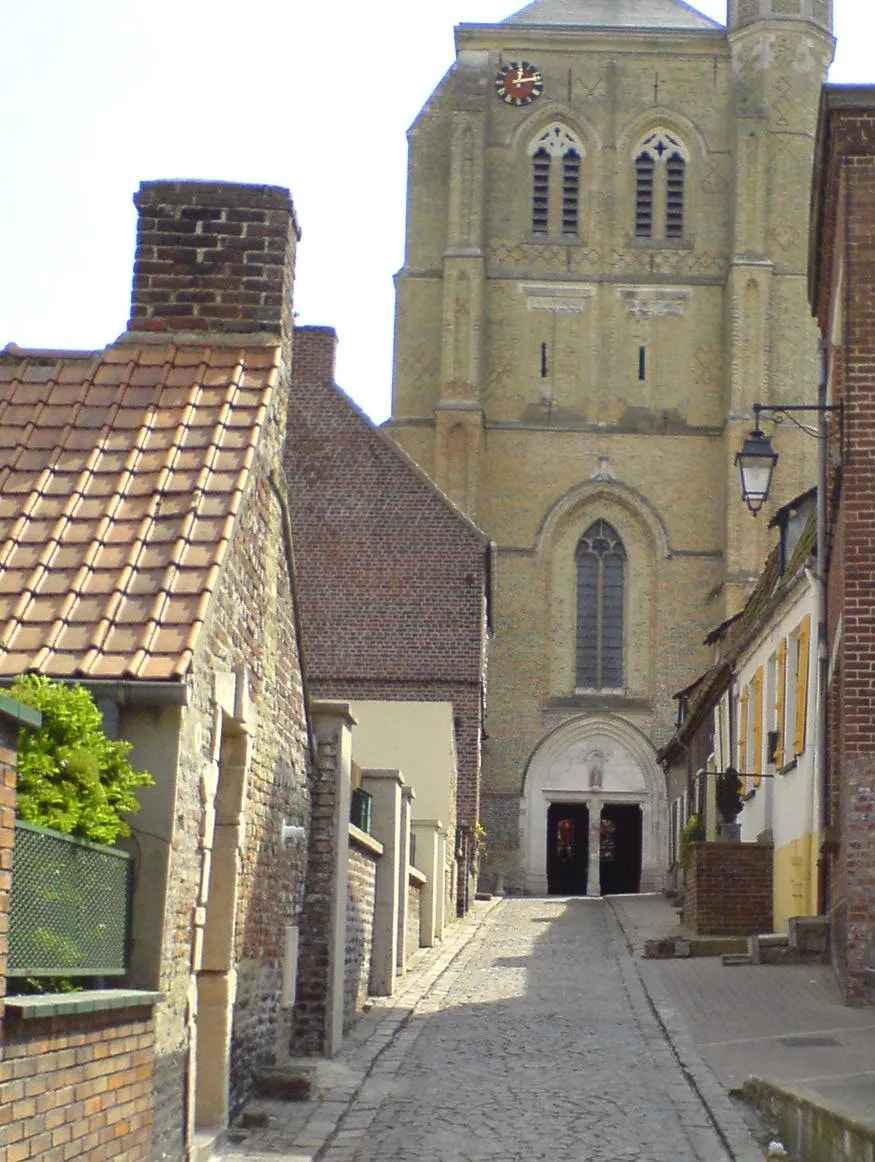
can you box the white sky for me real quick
[1,2,872,422]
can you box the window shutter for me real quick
[793,615,811,756]
[562,151,580,235]
[665,153,685,237]
[775,638,786,769]
[752,667,764,787]
[738,685,748,793]
[532,151,550,233]
[635,153,654,237]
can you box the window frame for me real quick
[574,520,626,692]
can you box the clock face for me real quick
[495,61,543,106]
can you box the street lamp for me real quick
[736,421,779,516]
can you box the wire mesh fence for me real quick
[8,820,132,978]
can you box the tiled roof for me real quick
[503,0,721,30]
[0,340,279,682]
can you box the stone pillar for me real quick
[412,820,443,948]
[295,701,354,1056]
[587,799,602,898]
[397,785,415,974]
[362,769,404,996]
[436,827,448,939]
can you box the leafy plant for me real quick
[10,675,153,844]
[679,813,705,872]
[716,767,744,824]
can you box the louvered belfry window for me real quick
[634,130,688,240]
[562,151,581,234]
[529,125,583,236]
[575,521,625,689]
[635,152,655,237]
[665,152,685,237]
[532,150,551,234]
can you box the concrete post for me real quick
[412,819,443,948]
[397,785,415,974]
[588,798,602,898]
[362,769,404,996]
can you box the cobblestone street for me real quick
[224,898,765,1162]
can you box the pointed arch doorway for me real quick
[521,715,665,896]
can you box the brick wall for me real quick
[285,327,489,836]
[684,843,773,936]
[1,1010,155,1162]
[812,100,875,1002]
[344,841,377,1031]
[0,716,15,1022]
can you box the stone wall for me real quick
[407,881,422,963]
[345,836,378,1032]
[685,843,773,936]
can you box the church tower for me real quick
[387,0,834,893]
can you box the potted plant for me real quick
[715,766,744,841]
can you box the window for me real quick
[575,521,625,689]
[529,125,584,237]
[792,616,811,757]
[633,130,688,240]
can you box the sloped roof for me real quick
[0,340,279,682]
[503,0,721,30]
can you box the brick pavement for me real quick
[218,898,765,1162]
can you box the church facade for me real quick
[386,0,834,895]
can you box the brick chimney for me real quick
[128,180,300,342]
[291,326,338,387]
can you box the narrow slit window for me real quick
[532,150,550,234]
[638,347,646,381]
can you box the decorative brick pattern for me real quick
[0,1010,155,1162]
[345,843,377,1031]
[684,843,773,936]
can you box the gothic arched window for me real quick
[633,130,688,240]
[529,125,584,237]
[576,521,625,689]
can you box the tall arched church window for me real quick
[633,130,688,240]
[575,521,625,690]
[528,125,584,237]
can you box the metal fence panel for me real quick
[8,820,132,977]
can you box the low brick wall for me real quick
[344,831,379,1031]
[0,1006,155,1161]
[685,842,773,936]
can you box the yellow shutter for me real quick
[738,685,748,794]
[793,615,811,756]
[752,666,764,787]
[775,639,786,769]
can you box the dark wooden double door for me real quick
[546,802,642,896]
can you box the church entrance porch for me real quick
[546,802,589,895]
[520,715,666,896]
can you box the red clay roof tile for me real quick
[0,340,279,682]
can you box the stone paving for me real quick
[219,898,766,1162]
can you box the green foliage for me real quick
[680,813,705,872]
[11,675,153,844]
